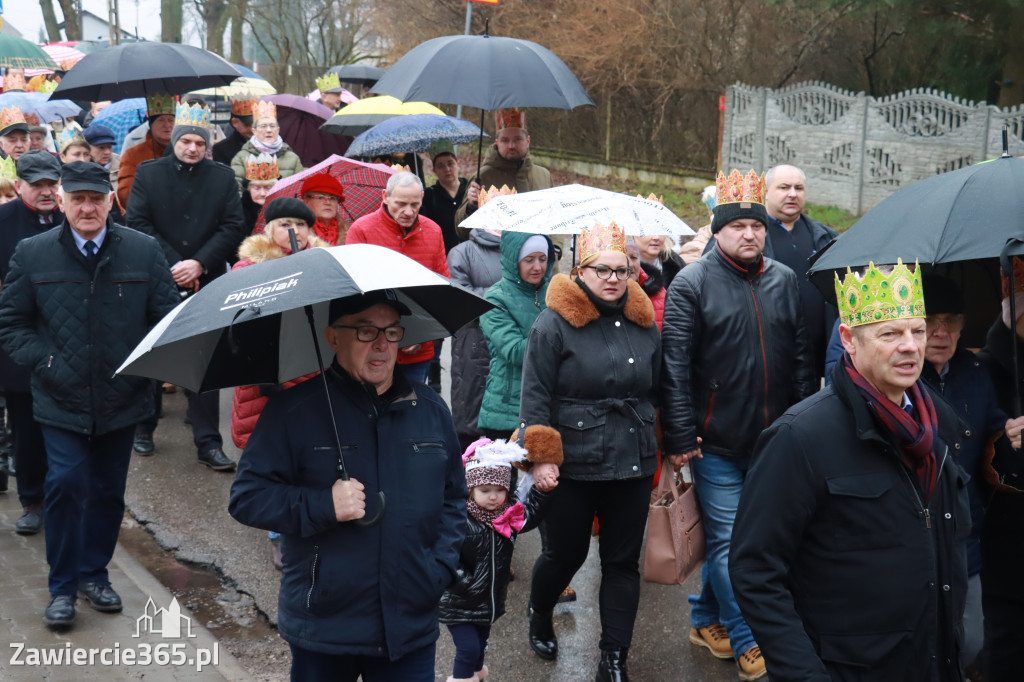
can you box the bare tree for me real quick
[36,0,82,41]
[38,0,63,42]
[162,0,184,43]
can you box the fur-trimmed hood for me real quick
[544,273,655,329]
[236,232,330,265]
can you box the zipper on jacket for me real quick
[896,445,948,530]
[47,355,53,368]
[306,545,320,609]
[412,441,445,452]
[749,283,770,426]
[489,531,497,623]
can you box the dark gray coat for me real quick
[447,229,502,438]
[519,275,661,481]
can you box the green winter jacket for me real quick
[477,232,555,431]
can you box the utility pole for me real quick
[108,0,122,45]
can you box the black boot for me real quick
[528,606,558,660]
[595,648,629,682]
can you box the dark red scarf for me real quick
[313,217,339,246]
[842,353,938,502]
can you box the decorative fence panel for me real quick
[722,81,1024,214]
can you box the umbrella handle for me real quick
[355,491,387,527]
[288,227,300,253]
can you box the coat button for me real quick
[578,421,584,427]
[629,427,635,433]
[942,584,950,591]
[944,513,952,519]
[411,401,417,406]
[929,581,935,587]
[628,358,634,364]
[964,430,971,437]
[954,443,961,450]
[182,240,189,246]
[632,465,639,471]
[615,321,621,327]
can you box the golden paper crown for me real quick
[495,108,526,131]
[316,72,341,93]
[834,259,926,328]
[478,184,516,208]
[637,192,664,204]
[3,70,25,92]
[24,113,39,126]
[1002,256,1024,298]
[716,169,765,206]
[0,106,27,131]
[231,93,257,117]
[245,153,279,182]
[579,221,627,264]
[59,59,78,72]
[145,93,177,117]
[0,155,16,180]
[56,124,86,153]
[254,100,276,120]
[174,101,211,129]
[390,163,410,172]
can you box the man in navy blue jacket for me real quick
[229,290,467,682]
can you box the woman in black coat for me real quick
[517,222,660,682]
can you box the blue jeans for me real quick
[688,451,756,658]
[397,360,430,385]
[289,641,435,682]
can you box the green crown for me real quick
[145,93,177,117]
[316,71,341,93]
[0,155,16,180]
[835,258,926,328]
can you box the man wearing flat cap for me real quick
[730,261,972,681]
[0,161,179,629]
[126,101,245,471]
[230,290,467,680]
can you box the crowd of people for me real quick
[0,66,1022,682]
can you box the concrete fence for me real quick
[721,81,1024,214]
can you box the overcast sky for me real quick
[2,0,165,43]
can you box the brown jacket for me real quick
[117,132,166,209]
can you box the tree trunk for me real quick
[54,0,80,40]
[38,1,63,42]
[161,0,183,43]
[229,0,247,64]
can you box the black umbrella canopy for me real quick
[329,63,386,85]
[50,42,241,101]
[370,33,594,111]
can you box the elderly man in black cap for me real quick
[0,161,179,629]
[0,151,65,536]
[126,101,245,471]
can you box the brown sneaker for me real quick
[737,645,767,681]
[689,624,732,659]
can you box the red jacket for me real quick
[345,204,450,364]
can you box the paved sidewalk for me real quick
[0,484,253,681]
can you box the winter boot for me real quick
[595,648,629,682]
[528,605,558,660]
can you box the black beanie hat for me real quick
[263,197,316,228]
[711,201,769,234]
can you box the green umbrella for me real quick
[0,35,58,70]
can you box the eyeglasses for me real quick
[305,192,340,204]
[331,324,405,343]
[582,265,634,281]
[926,314,964,334]
[255,123,279,130]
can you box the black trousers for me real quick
[5,391,47,508]
[530,474,653,651]
[983,592,1024,681]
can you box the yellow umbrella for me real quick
[320,95,444,136]
[190,76,277,98]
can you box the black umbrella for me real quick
[370,27,593,178]
[329,63,386,86]
[50,42,241,101]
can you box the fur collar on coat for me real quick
[544,273,655,329]
[236,233,329,264]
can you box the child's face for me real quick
[0,190,17,205]
[472,484,507,511]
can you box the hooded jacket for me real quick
[477,232,555,432]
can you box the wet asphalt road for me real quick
[122,368,742,681]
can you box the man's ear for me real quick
[839,323,857,357]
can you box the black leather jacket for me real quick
[661,245,816,456]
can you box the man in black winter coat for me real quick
[730,261,971,682]
[0,162,179,629]
[126,102,245,471]
[661,169,814,681]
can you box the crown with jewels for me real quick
[478,184,516,208]
[579,221,627,264]
[245,153,279,182]
[3,69,25,92]
[428,138,455,159]
[637,192,664,204]
[0,155,16,180]
[716,169,765,206]
[0,106,27,132]
[495,108,526,131]
[24,112,40,126]
[834,259,926,328]
[316,72,341,93]
[174,101,211,129]
[56,124,86,153]
[145,93,176,117]
[40,79,59,95]
[231,93,257,117]
[254,100,277,121]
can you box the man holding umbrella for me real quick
[0,161,179,628]
[229,290,467,681]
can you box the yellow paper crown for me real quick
[254,100,276,120]
[245,153,279,182]
[0,155,16,180]
[834,259,926,328]
[231,93,257,117]
[3,70,26,92]
[495,108,526,131]
[56,124,86,153]
[317,72,341,93]
[146,93,176,117]
[40,79,59,95]
[579,221,627,264]
[478,184,516,208]
[174,101,211,129]
[390,163,410,173]
[0,106,27,131]
[716,169,765,206]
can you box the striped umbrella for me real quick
[25,44,87,76]
[0,35,58,70]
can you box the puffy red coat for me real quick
[345,203,450,364]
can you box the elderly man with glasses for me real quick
[229,289,467,682]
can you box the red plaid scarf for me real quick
[842,353,938,503]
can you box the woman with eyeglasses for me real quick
[230,101,303,186]
[517,221,660,682]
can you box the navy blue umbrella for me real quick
[345,113,486,158]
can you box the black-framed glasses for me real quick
[582,265,633,281]
[331,325,405,343]
[925,314,964,334]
